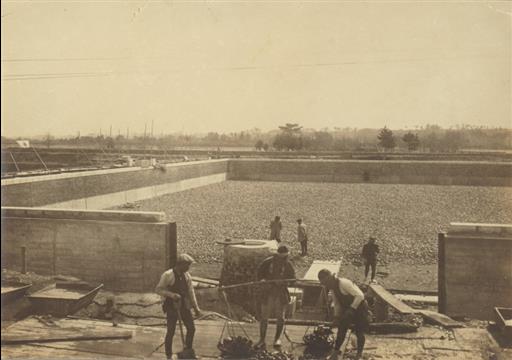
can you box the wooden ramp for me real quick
[419,310,464,329]
[370,284,417,322]
[369,284,417,317]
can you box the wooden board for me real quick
[1,281,32,304]
[419,310,464,328]
[268,319,419,334]
[369,284,416,315]
[2,331,132,345]
[27,284,103,317]
[394,294,438,305]
[389,288,438,296]
[28,283,101,300]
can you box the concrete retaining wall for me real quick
[1,159,510,210]
[438,223,512,320]
[1,207,177,291]
[228,159,512,186]
[1,159,229,209]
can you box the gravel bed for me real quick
[113,181,512,265]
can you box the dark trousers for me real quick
[165,306,195,359]
[335,323,365,355]
[364,259,377,280]
[271,234,281,242]
[334,302,369,355]
[300,241,308,255]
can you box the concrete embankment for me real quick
[229,159,512,186]
[1,207,175,291]
[1,159,228,209]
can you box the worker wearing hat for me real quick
[318,269,369,360]
[156,254,202,360]
[255,244,296,348]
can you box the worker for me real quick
[270,216,282,242]
[256,244,296,349]
[362,236,380,284]
[318,269,369,360]
[297,218,308,256]
[156,254,203,360]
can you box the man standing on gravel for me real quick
[318,269,369,360]
[270,216,282,242]
[362,236,380,284]
[256,244,296,349]
[156,254,202,360]
[297,218,308,256]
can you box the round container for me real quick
[219,239,278,315]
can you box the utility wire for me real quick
[2,57,130,62]
[1,53,507,82]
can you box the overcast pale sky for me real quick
[1,1,511,137]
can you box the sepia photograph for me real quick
[1,1,511,359]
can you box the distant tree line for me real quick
[2,124,511,152]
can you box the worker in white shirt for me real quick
[156,254,202,360]
[318,269,369,360]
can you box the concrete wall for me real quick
[228,159,512,186]
[1,207,177,291]
[1,159,510,210]
[1,159,229,209]
[438,223,512,320]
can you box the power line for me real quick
[1,53,507,82]
[1,57,129,62]
[2,71,117,77]
[1,74,113,81]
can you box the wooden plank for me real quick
[369,284,416,315]
[2,331,132,345]
[302,260,341,281]
[394,294,438,305]
[388,289,438,296]
[268,319,419,334]
[419,310,464,328]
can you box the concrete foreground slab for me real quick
[1,317,508,360]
